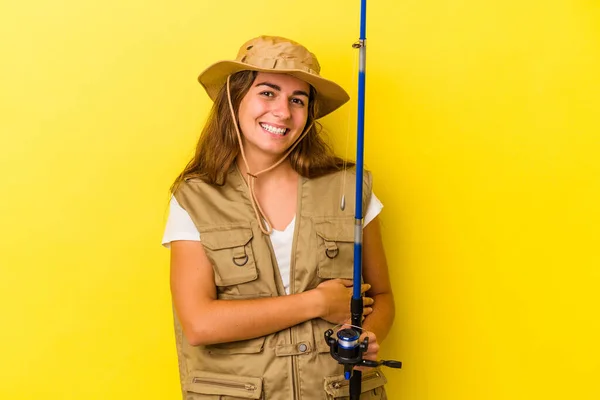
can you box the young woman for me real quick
[162,35,395,399]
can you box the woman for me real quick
[162,35,395,399]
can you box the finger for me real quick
[340,279,354,287]
[366,341,380,353]
[361,334,380,355]
[360,284,372,293]
[362,297,374,306]
[362,307,373,316]
[337,320,352,330]
[359,331,377,343]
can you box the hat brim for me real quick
[198,60,350,119]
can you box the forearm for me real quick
[182,290,322,346]
[361,292,395,343]
[361,216,395,343]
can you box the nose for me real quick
[271,98,291,120]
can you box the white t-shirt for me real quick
[162,194,383,294]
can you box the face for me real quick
[237,72,310,161]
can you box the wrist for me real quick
[301,288,324,319]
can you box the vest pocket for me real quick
[184,370,263,399]
[324,370,387,399]
[200,227,258,287]
[204,335,266,355]
[315,219,355,280]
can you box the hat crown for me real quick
[235,36,321,76]
[197,35,349,119]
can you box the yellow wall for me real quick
[1,1,598,398]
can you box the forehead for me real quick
[253,72,310,93]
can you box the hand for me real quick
[354,330,380,372]
[315,279,373,324]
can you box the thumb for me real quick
[340,279,354,287]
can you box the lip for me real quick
[259,122,290,136]
[259,122,289,129]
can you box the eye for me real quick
[290,97,306,106]
[259,91,274,98]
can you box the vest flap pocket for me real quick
[315,220,354,280]
[205,335,266,355]
[324,370,387,398]
[201,228,252,250]
[185,370,263,399]
[200,227,258,287]
[315,220,354,243]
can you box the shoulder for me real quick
[303,168,374,218]
[309,168,373,198]
[161,196,201,247]
[173,168,242,211]
[309,167,372,184]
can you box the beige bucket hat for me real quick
[197,35,350,119]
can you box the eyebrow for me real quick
[255,82,310,98]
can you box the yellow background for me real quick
[1,0,599,398]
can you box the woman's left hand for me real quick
[354,330,380,372]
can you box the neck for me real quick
[236,155,295,181]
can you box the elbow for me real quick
[183,323,212,347]
[182,319,225,346]
[184,330,204,347]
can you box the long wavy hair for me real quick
[171,71,351,193]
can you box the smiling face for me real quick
[237,72,311,163]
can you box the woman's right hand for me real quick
[314,279,374,324]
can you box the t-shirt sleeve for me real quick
[364,192,383,227]
[161,196,201,248]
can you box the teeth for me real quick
[261,123,287,135]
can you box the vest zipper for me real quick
[191,377,257,392]
[289,176,303,399]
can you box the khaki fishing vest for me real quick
[173,166,388,400]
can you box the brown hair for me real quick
[171,71,351,193]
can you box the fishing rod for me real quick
[324,0,402,398]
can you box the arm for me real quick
[361,216,395,347]
[170,240,370,346]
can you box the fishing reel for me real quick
[324,326,402,380]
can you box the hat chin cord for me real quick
[226,75,315,235]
